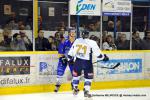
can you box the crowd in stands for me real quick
[0,10,33,51]
[91,29,150,50]
[34,29,150,51]
[35,30,64,51]
[0,12,33,30]
[0,16,150,51]
[0,28,32,51]
[35,18,150,51]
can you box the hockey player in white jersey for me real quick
[68,30,109,98]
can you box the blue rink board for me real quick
[97,59,142,75]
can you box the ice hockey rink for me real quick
[0,87,150,100]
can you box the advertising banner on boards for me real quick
[96,59,142,75]
[0,56,30,75]
[70,0,101,16]
[102,0,131,16]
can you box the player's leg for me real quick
[83,61,93,98]
[54,58,67,92]
[72,73,80,95]
[72,58,82,95]
[69,64,74,90]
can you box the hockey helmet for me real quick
[82,30,89,39]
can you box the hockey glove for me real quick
[102,54,109,62]
[68,55,74,65]
[61,56,68,66]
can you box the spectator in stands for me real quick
[38,16,43,30]
[80,24,86,31]
[35,30,51,51]
[102,35,117,50]
[0,32,10,51]
[116,33,130,50]
[25,16,33,30]
[115,33,122,43]
[106,21,114,32]
[19,30,32,50]
[116,20,121,32]
[17,20,25,30]
[94,21,100,31]
[7,19,18,30]
[71,20,76,28]
[132,30,144,50]
[54,32,62,50]
[143,31,150,50]
[48,36,57,51]
[10,33,26,51]
[6,12,17,25]
[59,21,66,31]
[89,35,100,46]
[88,23,96,31]
[89,35,95,40]
[23,35,33,51]
[2,28,12,47]
[59,28,65,35]
[102,31,108,43]
[19,24,25,30]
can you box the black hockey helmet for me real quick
[82,30,89,39]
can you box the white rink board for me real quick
[0,52,150,87]
[144,52,150,79]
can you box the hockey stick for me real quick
[93,61,120,69]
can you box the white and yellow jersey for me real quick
[68,38,104,60]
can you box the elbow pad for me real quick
[97,54,103,58]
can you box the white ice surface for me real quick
[0,87,150,100]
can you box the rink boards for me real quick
[0,51,150,95]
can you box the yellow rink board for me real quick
[0,50,150,95]
[0,80,150,95]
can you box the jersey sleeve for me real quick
[91,40,104,57]
[68,39,77,57]
[58,42,65,54]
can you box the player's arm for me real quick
[58,41,68,65]
[91,41,109,61]
[67,39,78,63]
[68,39,77,57]
[58,42,65,58]
[67,45,74,64]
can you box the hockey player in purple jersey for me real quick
[54,29,76,92]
